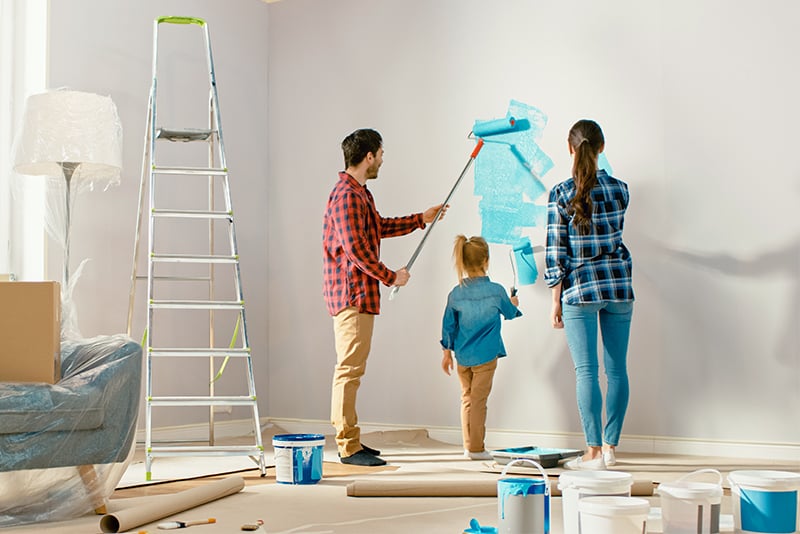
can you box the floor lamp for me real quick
[13,90,122,335]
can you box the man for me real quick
[323,128,446,466]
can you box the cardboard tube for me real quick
[347,479,498,497]
[99,476,244,533]
[346,478,654,498]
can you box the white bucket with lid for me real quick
[578,495,649,534]
[497,458,550,533]
[657,469,723,534]
[728,470,800,533]
[558,470,633,534]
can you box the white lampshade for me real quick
[13,89,123,187]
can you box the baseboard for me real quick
[138,417,800,462]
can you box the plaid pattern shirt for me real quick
[323,172,425,316]
[544,170,634,304]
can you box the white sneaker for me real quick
[464,450,494,461]
[603,449,616,466]
[564,455,607,470]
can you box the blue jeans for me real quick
[562,301,633,447]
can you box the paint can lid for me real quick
[728,470,800,491]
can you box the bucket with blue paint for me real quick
[728,470,800,533]
[272,433,325,485]
[497,458,550,533]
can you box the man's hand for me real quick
[441,349,454,376]
[422,204,449,224]
[393,267,410,287]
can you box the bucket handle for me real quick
[500,458,550,496]
[676,468,722,486]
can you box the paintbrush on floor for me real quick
[157,518,216,529]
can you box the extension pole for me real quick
[389,139,485,300]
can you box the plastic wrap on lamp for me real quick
[13,89,123,190]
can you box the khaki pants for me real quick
[457,358,497,453]
[331,307,375,457]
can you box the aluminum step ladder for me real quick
[127,16,265,480]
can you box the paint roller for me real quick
[388,117,522,300]
[509,238,544,295]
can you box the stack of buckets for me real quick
[728,470,800,534]
[656,469,723,533]
[272,433,325,485]
[558,470,649,534]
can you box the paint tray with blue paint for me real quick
[490,446,583,468]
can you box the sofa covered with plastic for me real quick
[0,334,142,526]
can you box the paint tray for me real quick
[490,446,583,468]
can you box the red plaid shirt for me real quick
[323,172,425,316]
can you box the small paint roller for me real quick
[389,117,523,300]
[510,238,543,290]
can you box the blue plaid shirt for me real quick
[544,170,634,304]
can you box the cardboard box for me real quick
[0,281,61,383]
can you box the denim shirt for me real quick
[440,276,522,367]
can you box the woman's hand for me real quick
[441,349,454,376]
[551,300,563,329]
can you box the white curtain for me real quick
[0,0,48,279]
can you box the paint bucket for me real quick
[656,469,723,534]
[728,470,800,533]
[272,433,325,485]
[558,470,633,534]
[577,496,649,534]
[497,458,550,533]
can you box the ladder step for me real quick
[149,348,251,357]
[149,446,263,455]
[153,165,228,176]
[156,127,215,142]
[137,274,212,282]
[150,299,244,310]
[152,209,232,220]
[152,253,238,264]
[149,395,256,406]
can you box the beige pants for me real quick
[457,358,498,453]
[331,307,375,457]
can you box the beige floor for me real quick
[5,428,800,533]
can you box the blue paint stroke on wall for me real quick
[473,100,553,246]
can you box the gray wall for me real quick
[48,0,799,446]
[267,0,800,445]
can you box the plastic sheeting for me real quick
[0,334,142,527]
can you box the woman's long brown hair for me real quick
[567,120,605,234]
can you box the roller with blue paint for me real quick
[389,117,524,300]
[509,238,542,292]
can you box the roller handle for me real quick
[389,140,485,301]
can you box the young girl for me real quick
[440,235,521,460]
[545,119,634,470]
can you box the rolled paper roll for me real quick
[347,479,498,497]
[99,476,244,533]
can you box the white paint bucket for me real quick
[497,458,550,533]
[657,469,723,534]
[272,433,325,484]
[728,470,800,533]
[558,470,633,534]
[578,496,649,534]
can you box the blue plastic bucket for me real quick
[272,433,325,485]
[728,470,800,533]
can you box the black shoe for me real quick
[361,443,381,456]
[340,450,387,467]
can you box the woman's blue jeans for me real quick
[562,301,634,447]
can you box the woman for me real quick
[544,119,634,470]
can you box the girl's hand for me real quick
[441,350,454,376]
[510,295,519,307]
